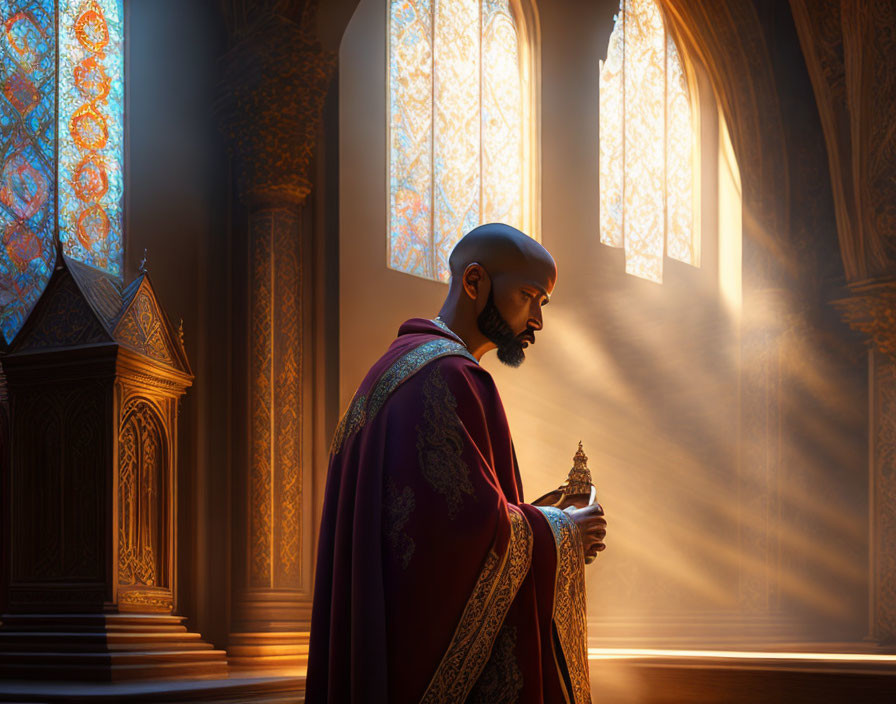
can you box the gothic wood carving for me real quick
[115,290,178,368]
[118,399,167,590]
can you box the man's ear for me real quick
[462,263,490,303]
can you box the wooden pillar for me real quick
[218,5,335,672]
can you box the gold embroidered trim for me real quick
[330,392,366,455]
[537,507,591,704]
[330,338,477,455]
[420,509,533,704]
[416,366,475,518]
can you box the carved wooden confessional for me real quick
[0,255,227,680]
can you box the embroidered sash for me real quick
[420,508,533,703]
[537,506,592,704]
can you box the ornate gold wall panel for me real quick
[274,209,302,589]
[248,208,303,591]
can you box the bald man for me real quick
[307,224,606,704]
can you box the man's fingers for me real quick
[585,541,607,558]
[584,518,607,534]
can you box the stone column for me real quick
[217,5,335,672]
[833,280,896,643]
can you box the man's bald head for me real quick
[437,223,556,366]
[448,223,556,285]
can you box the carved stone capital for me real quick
[218,11,336,210]
[831,278,896,360]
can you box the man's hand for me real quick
[567,503,607,561]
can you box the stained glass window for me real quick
[58,0,124,275]
[0,0,123,345]
[389,0,533,283]
[599,0,698,284]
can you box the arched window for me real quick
[599,0,697,284]
[388,0,538,282]
[0,0,123,344]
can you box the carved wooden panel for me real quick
[116,289,177,367]
[118,399,167,590]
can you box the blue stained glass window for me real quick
[0,0,123,346]
[0,0,57,345]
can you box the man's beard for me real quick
[477,290,529,367]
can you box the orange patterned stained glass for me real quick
[389,0,530,282]
[58,0,123,275]
[599,0,697,283]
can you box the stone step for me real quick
[0,631,215,652]
[0,649,230,682]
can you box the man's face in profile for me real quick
[477,269,554,367]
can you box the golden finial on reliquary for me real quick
[533,441,598,511]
